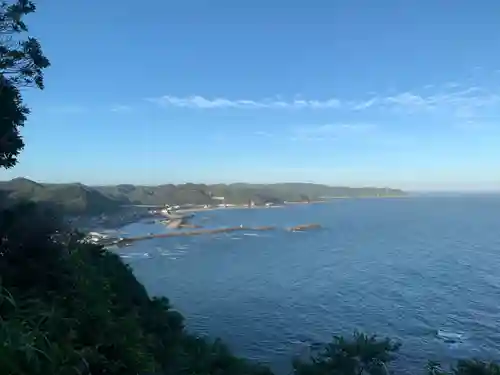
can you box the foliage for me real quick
[0,5,272,370]
[0,204,275,374]
[0,0,50,168]
[428,360,500,375]
[293,333,400,375]
[0,178,124,215]
[2,202,497,375]
[0,178,407,215]
[0,0,50,89]
[0,2,498,375]
[0,78,27,167]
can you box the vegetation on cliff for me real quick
[0,203,274,375]
[0,178,124,215]
[93,182,406,206]
[1,206,499,375]
[0,2,498,375]
[0,177,407,215]
[1,202,500,375]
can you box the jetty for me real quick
[116,223,321,246]
[161,216,201,229]
[287,223,322,231]
[163,212,194,220]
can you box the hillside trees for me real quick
[0,2,500,375]
[0,0,49,168]
[0,2,273,374]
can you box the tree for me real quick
[0,0,49,168]
[428,360,500,375]
[293,333,400,375]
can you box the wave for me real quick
[436,329,465,343]
[120,252,151,259]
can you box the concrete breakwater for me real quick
[117,223,321,246]
[161,217,201,229]
[288,223,322,232]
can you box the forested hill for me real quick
[95,183,406,205]
[0,178,406,214]
[0,178,123,215]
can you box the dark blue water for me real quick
[115,197,500,373]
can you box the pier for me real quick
[116,223,321,246]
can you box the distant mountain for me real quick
[0,179,123,215]
[95,183,213,206]
[204,183,404,204]
[96,182,405,206]
[0,178,406,215]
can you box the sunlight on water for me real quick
[116,197,500,374]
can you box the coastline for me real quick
[79,195,408,235]
[174,201,327,215]
[175,204,287,214]
[174,195,407,215]
[116,223,322,246]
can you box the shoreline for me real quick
[116,223,322,246]
[173,201,326,215]
[174,195,407,215]
[81,195,407,233]
[175,204,287,214]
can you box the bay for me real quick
[115,196,500,374]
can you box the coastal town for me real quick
[80,189,411,246]
[0,177,405,246]
[82,198,317,246]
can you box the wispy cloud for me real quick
[147,95,341,109]
[214,123,377,143]
[147,84,500,117]
[351,87,500,116]
[111,105,133,113]
[46,105,86,114]
[455,120,497,131]
[290,123,376,141]
[351,97,379,110]
[254,131,273,137]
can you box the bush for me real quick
[0,203,274,375]
[1,206,500,375]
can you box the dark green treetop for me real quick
[0,0,49,168]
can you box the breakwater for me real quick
[117,223,321,246]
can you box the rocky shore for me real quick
[116,223,322,247]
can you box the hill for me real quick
[0,203,495,375]
[205,183,404,204]
[0,178,406,214]
[0,178,123,215]
[95,183,214,206]
[96,182,405,206]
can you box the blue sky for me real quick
[2,0,500,190]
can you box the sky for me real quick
[2,0,500,190]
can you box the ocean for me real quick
[114,196,500,374]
